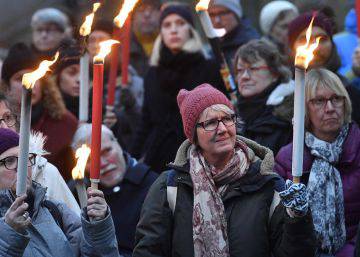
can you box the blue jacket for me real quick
[334,8,358,75]
[0,183,120,257]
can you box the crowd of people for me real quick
[0,0,360,256]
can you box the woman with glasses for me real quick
[0,93,17,131]
[234,39,294,154]
[275,68,360,257]
[130,2,225,173]
[133,84,316,257]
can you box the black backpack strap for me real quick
[43,200,64,232]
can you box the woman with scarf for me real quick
[275,68,360,257]
[133,83,316,257]
[130,2,225,172]
[234,39,294,155]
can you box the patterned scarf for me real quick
[305,124,349,254]
[189,140,250,257]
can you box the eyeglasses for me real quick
[309,95,345,109]
[0,153,36,170]
[0,113,17,127]
[236,65,269,77]
[197,114,236,131]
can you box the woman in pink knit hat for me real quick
[133,83,316,257]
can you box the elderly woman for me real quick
[130,2,225,172]
[133,83,316,257]
[234,39,294,154]
[275,68,360,257]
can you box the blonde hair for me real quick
[305,68,352,129]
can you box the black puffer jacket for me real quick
[130,46,226,172]
[133,136,316,257]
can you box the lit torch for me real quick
[17,53,59,196]
[292,16,320,183]
[78,2,101,122]
[72,144,91,208]
[195,0,239,106]
[107,0,140,106]
[91,40,119,189]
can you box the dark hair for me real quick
[234,39,292,83]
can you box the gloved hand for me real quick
[279,179,308,217]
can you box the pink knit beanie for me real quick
[177,83,233,143]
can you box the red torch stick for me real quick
[90,40,119,189]
[356,0,360,38]
[121,17,132,86]
[107,28,122,106]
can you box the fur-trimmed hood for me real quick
[170,135,275,175]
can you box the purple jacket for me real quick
[275,123,360,257]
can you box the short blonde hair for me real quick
[305,68,352,129]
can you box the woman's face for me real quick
[293,26,332,68]
[59,64,80,97]
[270,10,297,45]
[161,14,191,53]
[196,108,236,161]
[307,86,345,142]
[9,69,42,106]
[0,146,32,193]
[236,57,278,98]
[0,101,16,132]
[87,30,112,60]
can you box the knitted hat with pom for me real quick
[177,83,233,143]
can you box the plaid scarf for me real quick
[189,140,249,257]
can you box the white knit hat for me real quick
[31,8,70,32]
[259,1,298,35]
[210,0,243,19]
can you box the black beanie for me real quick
[159,3,194,27]
[91,18,114,36]
[1,43,39,83]
[54,39,81,75]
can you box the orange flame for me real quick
[295,16,321,69]
[72,144,91,180]
[93,39,120,63]
[79,2,101,36]
[196,0,210,11]
[22,52,59,89]
[114,0,140,28]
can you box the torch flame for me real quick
[72,144,91,180]
[114,0,140,28]
[22,52,59,89]
[79,2,101,36]
[295,16,321,69]
[94,39,120,63]
[196,0,210,11]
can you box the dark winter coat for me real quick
[220,18,259,75]
[0,182,120,257]
[355,224,360,257]
[275,123,360,257]
[133,136,317,257]
[237,80,293,155]
[68,153,158,257]
[130,46,226,172]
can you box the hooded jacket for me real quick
[133,136,316,257]
[275,122,360,257]
[0,183,120,257]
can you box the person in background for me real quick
[0,128,120,257]
[208,0,259,74]
[133,83,316,257]
[0,92,80,215]
[130,2,226,172]
[70,123,158,257]
[355,224,360,257]
[1,43,78,182]
[234,39,294,155]
[131,0,161,77]
[288,12,360,126]
[31,8,72,59]
[259,0,298,57]
[275,68,360,257]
